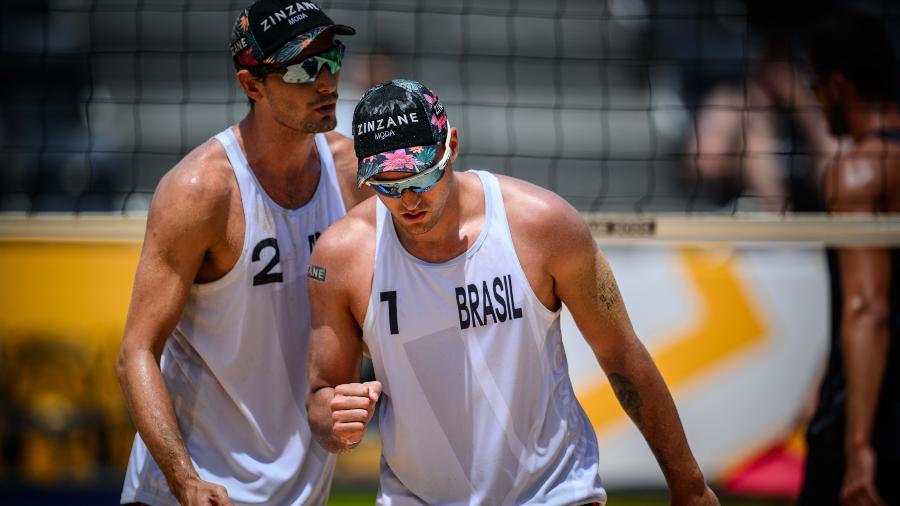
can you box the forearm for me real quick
[842,308,890,452]
[118,348,198,494]
[601,341,706,497]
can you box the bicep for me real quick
[829,158,892,313]
[550,225,640,366]
[307,252,365,388]
[122,193,213,357]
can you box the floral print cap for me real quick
[229,0,354,68]
[354,79,449,186]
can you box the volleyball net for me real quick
[2,0,897,220]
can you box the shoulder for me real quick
[826,140,900,212]
[325,131,374,209]
[494,173,592,248]
[147,136,235,238]
[325,130,354,155]
[156,137,233,205]
[325,130,355,167]
[308,197,378,302]
[311,196,378,267]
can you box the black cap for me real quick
[230,0,355,68]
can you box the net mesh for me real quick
[1,0,898,214]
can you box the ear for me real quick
[449,127,460,163]
[236,69,267,103]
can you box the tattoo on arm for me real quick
[609,372,642,424]
[598,269,622,311]
[307,264,326,282]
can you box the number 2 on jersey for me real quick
[380,291,399,335]
[252,238,283,286]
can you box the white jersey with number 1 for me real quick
[121,127,345,506]
[363,170,607,506]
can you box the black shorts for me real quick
[798,429,900,506]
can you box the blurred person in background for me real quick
[684,0,837,213]
[115,1,371,504]
[306,79,719,506]
[799,8,900,506]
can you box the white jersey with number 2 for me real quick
[363,170,607,506]
[121,127,345,506]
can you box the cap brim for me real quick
[263,24,356,66]
[356,143,440,187]
[327,24,356,36]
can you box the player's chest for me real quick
[368,268,529,340]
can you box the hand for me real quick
[173,475,233,506]
[841,445,886,506]
[672,485,720,506]
[329,381,382,448]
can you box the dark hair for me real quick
[806,8,900,102]
[355,92,418,118]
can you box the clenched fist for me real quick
[329,381,382,448]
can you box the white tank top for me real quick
[363,171,607,506]
[122,128,345,506]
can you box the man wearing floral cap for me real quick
[117,1,371,505]
[305,79,720,505]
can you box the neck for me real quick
[848,101,900,142]
[237,108,318,176]
[394,172,482,264]
[233,108,324,210]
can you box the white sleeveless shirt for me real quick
[122,128,345,506]
[363,171,607,506]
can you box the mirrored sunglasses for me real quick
[365,130,453,198]
[276,41,345,84]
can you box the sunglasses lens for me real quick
[281,43,344,84]
[369,166,444,198]
[410,168,443,193]
[370,184,402,198]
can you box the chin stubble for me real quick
[302,116,336,133]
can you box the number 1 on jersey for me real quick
[380,291,399,335]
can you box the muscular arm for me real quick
[306,221,374,453]
[839,246,891,451]
[828,154,892,505]
[115,156,232,504]
[546,203,715,503]
[754,60,838,178]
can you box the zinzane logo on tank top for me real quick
[455,274,523,330]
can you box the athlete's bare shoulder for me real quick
[325,130,354,157]
[827,139,900,212]
[308,196,377,316]
[490,173,595,307]
[146,135,237,249]
[495,174,592,250]
[310,196,377,271]
[155,135,235,212]
[325,131,373,209]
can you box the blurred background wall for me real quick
[7,0,899,215]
